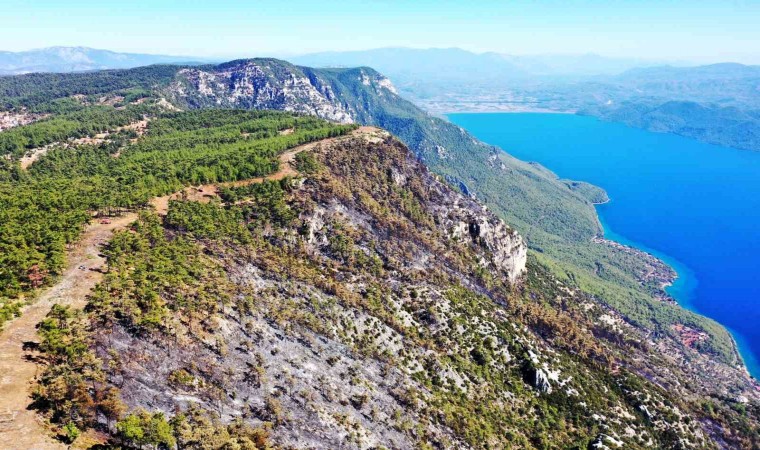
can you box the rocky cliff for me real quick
[94,129,539,448]
[161,58,758,360]
[160,59,612,291]
[32,121,755,448]
[166,59,399,125]
[2,62,757,449]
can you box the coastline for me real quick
[445,110,760,380]
[729,329,760,380]
[437,108,575,114]
[590,233,678,304]
[424,104,576,116]
[596,210,696,307]
[440,103,756,153]
[597,208,759,379]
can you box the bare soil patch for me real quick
[0,127,385,448]
[0,214,136,449]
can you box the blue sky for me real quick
[3,0,759,63]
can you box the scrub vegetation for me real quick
[0,63,756,449]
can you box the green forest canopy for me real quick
[0,104,354,318]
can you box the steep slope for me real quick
[1,64,758,447]
[0,59,605,248]
[165,59,603,243]
[163,59,745,368]
[0,61,747,367]
[29,121,757,449]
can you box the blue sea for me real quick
[448,112,760,378]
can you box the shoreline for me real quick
[435,106,577,115]
[590,233,678,304]
[442,108,576,114]
[440,106,757,153]
[596,209,759,379]
[447,111,760,380]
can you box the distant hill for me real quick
[4,46,756,151]
[294,49,760,152]
[606,63,760,109]
[566,63,760,150]
[502,52,673,77]
[291,47,666,80]
[616,62,760,82]
[580,100,760,151]
[0,46,210,74]
[290,47,531,84]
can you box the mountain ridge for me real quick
[290,47,678,79]
[12,117,742,448]
[0,60,758,448]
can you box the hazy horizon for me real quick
[0,45,734,69]
[2,0,759,65]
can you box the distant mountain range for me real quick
[0,46,210,75]
[2,46,758,151]
[547,63,760,151]
[290,47,673,80]
[1,46,665,79]
[290,48,760,152]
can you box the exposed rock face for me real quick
[169,64,353,123]
[533,368,553,394]
[450,212,527,285]
[166,59,399,126]
[354,130,528,284]
[94,131,534,448]
[38,127,745,448]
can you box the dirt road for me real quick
[0,126,383,448]
[150,126,382,215]
[0,214,136,450]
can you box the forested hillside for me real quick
[160,59,749,366]
[0,97,353,327]
[580,100,760,152]
[0,60,749,369]
[0,64,758,448]
[21,125,759,448]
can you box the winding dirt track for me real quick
[149,127,381,215]
[0,214,136,449]
[150,135,319,215]
[0,126,380,448]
